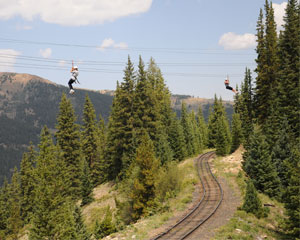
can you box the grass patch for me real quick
[212,150,290,240]
[102,155,201,240]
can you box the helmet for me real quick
[74,66,78,69]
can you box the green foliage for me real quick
[282,144,300,237]
[180,102,196,156]
[30,127,75,239]
[0,179,9,236]
[129,133,160,221]
[231,113,243,153]
[20,144,36,223]
[196,106,209,148]
[242,127,281,199]
[81,160,94,207]
[277,0,300,140]
[235,68,253,146]
[208,96,231,156]
[242,180,266,219]
[154,127,174,165]
[168,114,187,161]
[55,93,83,199]
[94,206,116,239]
[6,168,23,239]
[271,119,292,188]
[189,110,203,154]
[106,56,136,180]
[82,94,103,185]
[237,1,299,236]
[74,206,91,240]
[154,161,182,203]
[254,0,280,125]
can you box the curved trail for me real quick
[151,152,223,240]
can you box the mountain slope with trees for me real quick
[0,72,233,186]
[0,72,113,185]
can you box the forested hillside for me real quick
[0,73,233,185]
[0,73,113,185]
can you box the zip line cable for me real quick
[0,53,256,67]
[0,61,245,78]
[0,37,256,55]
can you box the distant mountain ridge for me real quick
[0,72,233,185]
[0,72,114,185]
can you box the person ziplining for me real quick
[68,61,80,94]
[224,76,237,94]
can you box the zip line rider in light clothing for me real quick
[68,65,80,94]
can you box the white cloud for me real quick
[99,38,115,50]
[0,49,21,72]
[39,48,52,58]
[98,38,128,51]
[218,32,256,50]
[0,0,153,26]
[273,2,287,31]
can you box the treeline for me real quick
[0,56,234,239]
[234,0,299,237]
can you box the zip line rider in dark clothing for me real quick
[224,78,237,93]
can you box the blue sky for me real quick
[0,0,288,100]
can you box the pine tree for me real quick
[254,1,280,125]
[106,83,125,180]
[133,56,160,141]
[196,106,208,148]
[242,127,281,198]
[81,160,94,206]
[231,113,243,152]
[242,180,265,218]
[93,114,107,184]
[19,144,36,223]
[208,96,231,155]
[129,133,160,221]
[238,68,254,146]
[190,110,202,154]
[277,0,300,139]
[55,93,83,199]
[106,56,136,179]
[0,178,9,237]
[154,126,173,165]
[74,206,91,240]
[168,114,187,161]
[271,119,292,189]
[94,206,116,239]
[147,58,175,164]
[180,102,195,156]
[283,145,300,237]
[30,127,78,240]
[82,94,102,185]
[6,168,23,239]
[254,7,267,123]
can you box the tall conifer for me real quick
[129,133,159,221]
[20,144,36,223]
[278,0,300,139]
[55,94,83,199]
[106,56,136,179]
[30,127,78,239]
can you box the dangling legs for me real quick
[68,79,75,94]
[226,85,237,93]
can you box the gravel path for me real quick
[149,161,241,240]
